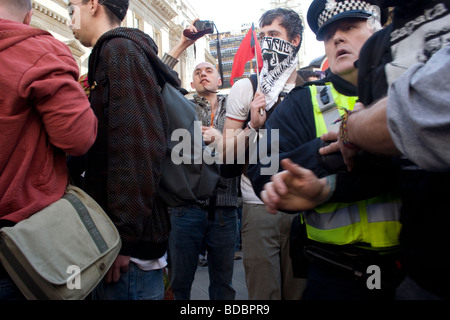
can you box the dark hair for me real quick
[82,0,123,25]
[259,8,304,44]
[298,69,321,81]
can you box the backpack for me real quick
[157,83,221,207]
[94,39,220,208]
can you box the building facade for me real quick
[30,0,215,90]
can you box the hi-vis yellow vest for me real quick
[304,83,402,248]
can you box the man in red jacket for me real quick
[0,0,98,299]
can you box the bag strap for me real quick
[63,192,109,254]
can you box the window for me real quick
[133,12,143,30]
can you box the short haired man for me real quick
[0,0,97,300]
[249,0,403,300]
[68,0,180,300]
[168,62,239,300]
[223,8,306,300]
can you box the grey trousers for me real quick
[241,203,307,300]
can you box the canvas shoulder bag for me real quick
[0,185,121,300]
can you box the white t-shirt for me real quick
[226,78,295,204]
[131,253,167,271]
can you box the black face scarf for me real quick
[259,36,300,111]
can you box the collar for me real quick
[193,94,227,109]
[310,71,358,97]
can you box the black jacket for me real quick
[84,28,180,260]
[357,2,450,297]
[248,73,396,202]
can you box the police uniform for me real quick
[248,0,403,300]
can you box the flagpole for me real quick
[252,24,264,116]
[255,50,264,116]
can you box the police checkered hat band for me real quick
[318,0,373,28]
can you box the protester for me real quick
[68,0,180,300]
[249,0,404,300]
[168,62,238,300]
[0,0,97,300]
[317,0,450,299]
[222,8,306,300]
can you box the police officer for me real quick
[248,0,403,300]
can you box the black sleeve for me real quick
[248,85,399,204]
[357,25,392,106]
[328,153,400,203]
[248,87,324,198]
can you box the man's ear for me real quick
[23,10,33,25]
[291,34,302,48]
[89,0,101,16]
[191,82,195,90]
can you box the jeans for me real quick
[235,206,242,252]
[0,277,25,300]
[169,205,237,300]
[92,262,164,300]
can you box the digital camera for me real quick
[184,20,215,40]
[194,20,215,34]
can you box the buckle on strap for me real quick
[316,86,336,113]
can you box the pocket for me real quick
[168,206,188,218]
[220,207,237,219]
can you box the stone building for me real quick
[30,0,215,90]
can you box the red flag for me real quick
[230,23,263,86]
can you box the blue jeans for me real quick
[92,262,164,300]
[0,277,25,300]
[169,205,237,300]
[235,206,242,252]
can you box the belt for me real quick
[304,241,404,287]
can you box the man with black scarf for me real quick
[68,0,180,300]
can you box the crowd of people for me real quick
[0,0,449,301]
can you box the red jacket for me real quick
[0,19,97,223]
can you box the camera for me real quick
[184,20,215,40]
[194,20,215,34]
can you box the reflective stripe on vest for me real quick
[305,84,402,248]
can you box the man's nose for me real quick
[333,30,346,45]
